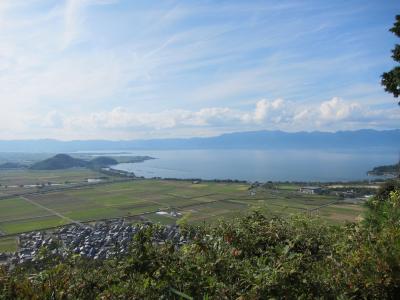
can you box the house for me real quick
[299,186,322,194]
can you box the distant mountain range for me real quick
[0,129,399,152]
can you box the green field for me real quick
[0,179,366,241]
[0,169,105,197]
[0,236,17,252]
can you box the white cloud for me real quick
[62,106,236,131]
[40,111,64,128]
[241,99,281,123]
[319,97,361,121]
[17,97,399,140]
[253,98,284,123]
[293,109,310,122]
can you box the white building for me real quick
[299,186,322,194]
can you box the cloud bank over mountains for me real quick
[29,97,399,140]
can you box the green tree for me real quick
[382,15,400,104]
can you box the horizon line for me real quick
[0,128,399,143]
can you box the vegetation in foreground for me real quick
[0,181,399,299]
[381,14,400,103]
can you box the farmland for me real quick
[0,169,105,197]
[0,179,367,242]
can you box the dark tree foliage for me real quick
[382,15,400,104]
[374,179,400,202]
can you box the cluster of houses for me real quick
[299,186,323,194]
[55,219,135,260]
[1,218,184,266]
[299,186,357,198]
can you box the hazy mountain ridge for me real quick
[0,129,399,152]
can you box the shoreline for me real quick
[108,166,388,185]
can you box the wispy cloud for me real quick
[0,0,399,139]
[62,0,118,48]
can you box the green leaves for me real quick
[382,67,400,100]
[382,15,400,103]
[389,15,400,37]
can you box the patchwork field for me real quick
[0,169,104,197]
[0,179,366,244]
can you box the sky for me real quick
[0,0,399,140]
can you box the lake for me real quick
[111,149,398,182]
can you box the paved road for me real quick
[20,196,87,228]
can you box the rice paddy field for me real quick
[0,178,367,244]
[0,169,104,197]
[0,170,372,253]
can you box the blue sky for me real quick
[0,0,399,140]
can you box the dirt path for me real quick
[20,196,87,228]
[0,214,55,224]
[307,200,340,215]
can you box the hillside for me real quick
[88,156,118,169]
[29,154,88,170]
[29,154,121,170]
[368,163,400,176]
[0,129,399,152]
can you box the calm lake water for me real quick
[112,149,398,182]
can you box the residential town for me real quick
[0,218,185,266]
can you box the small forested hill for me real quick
[88,156,118,169]
[368,163,400,176]
[29,154,88,170]
[29,154,119,170]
